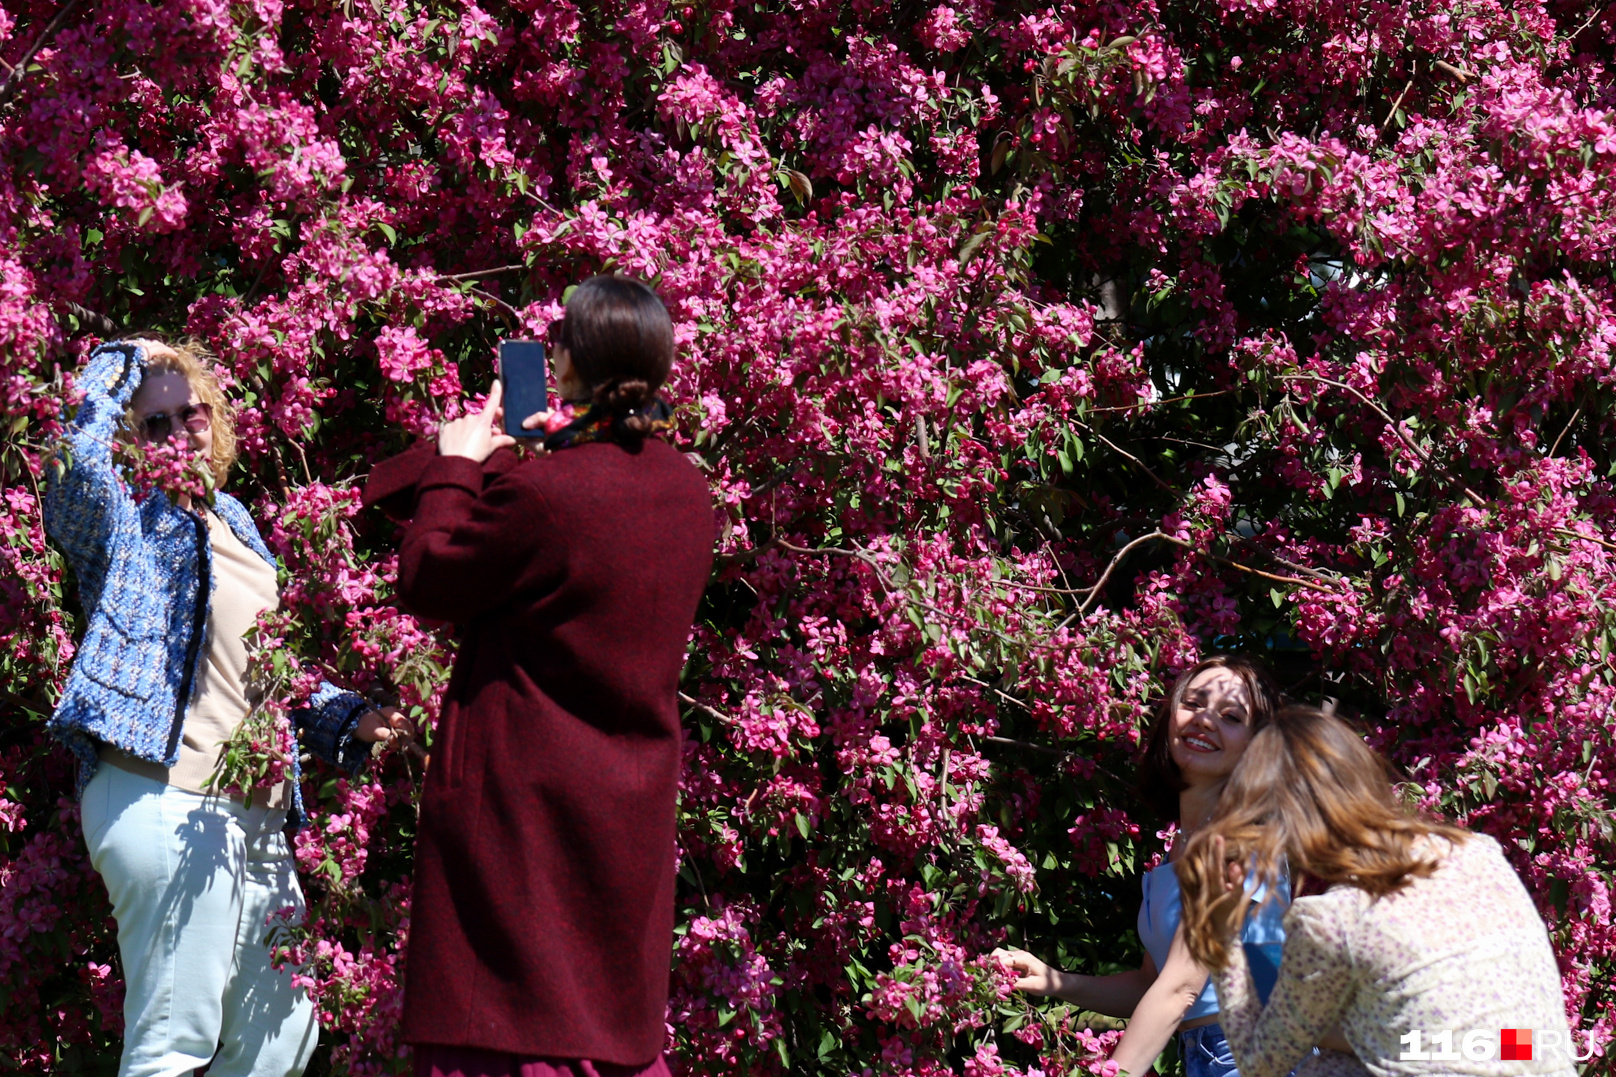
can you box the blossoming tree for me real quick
[1,0,1613,1073]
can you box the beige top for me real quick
[103,510,286,807]
[1214,833,1578,1077]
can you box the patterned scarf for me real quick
[542,397,676,451]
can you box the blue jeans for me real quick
[1180,1023,1240,1077]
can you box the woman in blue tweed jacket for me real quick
[44,339,408,1077]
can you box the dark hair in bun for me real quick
[553,275,674,438]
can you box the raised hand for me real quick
[437,380,517,463]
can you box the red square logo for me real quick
[1501,1029,1533,1061]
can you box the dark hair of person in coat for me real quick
[553,274,674,431]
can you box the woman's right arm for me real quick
[42,342,145,571]
[1109,923,1213,1077]
[993,947,1157,1019]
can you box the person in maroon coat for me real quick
[364,277,715,1077]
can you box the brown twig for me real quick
[679,691,736,725]
[1568,5,1608,42]
[1549,406,1583,458]
[1231,535,1346,584]
[0,0,83,105]
[60,301,119,338]
[1004,579,1095,595]
[440,264,528,281]
[1156,533,1340,591]
[1076,529,1166,615]
[522,189,566,217]
[1150,434,1232,454]
[774,539,897,593]
[1553,527,1616,553]
[464,284,521,320]
[1085,389,1234,414]
[713,535,780,569]
[1381,63,1418,132]
[984,734,1063,756]
[1431,60,1475,83]
[976,733,1133,787]
[1074,420,1175,493]
[1060,526,1343,626]
[1276,373,1486,504]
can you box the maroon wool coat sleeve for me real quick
[395,455,563,622]
[382,439,714,1065]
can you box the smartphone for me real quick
[498,340,549,438]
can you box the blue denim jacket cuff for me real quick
[294,685,373,777]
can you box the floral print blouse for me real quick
[1212,833,1577,1077]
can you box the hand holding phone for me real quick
[437,381,516,463]
[499,340,550,438]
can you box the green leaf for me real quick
[958,228,991,264]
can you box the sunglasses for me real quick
[141,401,212,442]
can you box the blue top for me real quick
[1137,857,1290,1020]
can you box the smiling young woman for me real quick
[995,655,1302,1077]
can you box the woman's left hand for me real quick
[356,706,414,745]
[437,381,516,463]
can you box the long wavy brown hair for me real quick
[1177,705,1471,968]
[120,337,239,482]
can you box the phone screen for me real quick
[498,340,549,438]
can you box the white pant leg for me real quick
[209,802,318,1077]
[82,764,243,1077]
[80,765,316,1077]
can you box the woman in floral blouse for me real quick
[1177,706,1578,1077]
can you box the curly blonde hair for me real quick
[121,338,239,482]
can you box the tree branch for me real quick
[1381,63,1418,132]
[1549,406,1582,458]
[59,301,118,338]
[1085,389,1234,414]
[1076,529,1166,615]
[1155,533,1341,592]
[463,284,521,321]
[774,539,897,593]
[1553,527,1616,553]
[1431,60,1475,83]
[679,691,736,725]
[440,264,528,281]
[0,0,83,106]
[1277,372,1485,504]
[1074,420,1175,493]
